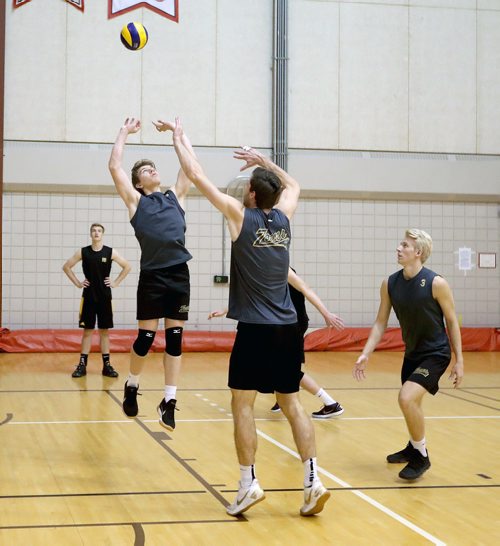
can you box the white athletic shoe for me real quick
[300,480,330,516]
[226,479,265,516]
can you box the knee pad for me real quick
[165,327,183,357]
[133,329,156,357]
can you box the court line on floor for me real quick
[5,414,500,426]
[257,429,446,546]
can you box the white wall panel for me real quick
[65,3,143,142]
[477,11,500,154]
[410,0,475,8]
[409,7,476,153]
[339,3,409,151]
[141,1,217,145]
[215,0,273,147]
[288,0,339,149]
[5,3,67,140]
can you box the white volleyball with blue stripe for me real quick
[120,22,148,51]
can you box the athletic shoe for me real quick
[102,363,119,378]
[300,480,331,516]
[387,442,414,463]
[123,382,140,417]
[270,402,281,412]
[399,450,431,480]
[157,398,177,431]
[226,479,265,516]
[71,362,86,378]
[312,402,344,419]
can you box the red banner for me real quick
[108,0,178,22]
[13,0,84,10]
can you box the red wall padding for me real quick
[0,327,498,353]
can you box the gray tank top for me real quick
[227,208,297,324]
[130,190,192,271]
[388,267,451,358]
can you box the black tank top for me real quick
[388,267,450,358]
[82,245,112,302]
[130,190,192,271]
[289,270,309,336]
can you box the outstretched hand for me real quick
[353,354,368,381]
[123,117,141,134]
[233,146,266,171]
[208,308,228,319]
[323,312,345,331]
[153,119,175,132]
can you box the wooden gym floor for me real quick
[0,351,498,546]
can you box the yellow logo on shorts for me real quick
[414,367,429,377]
[179,305,190,313]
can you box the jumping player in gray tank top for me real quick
[109,117,196,432]
[169,116,331,518]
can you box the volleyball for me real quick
[120,22,148,51]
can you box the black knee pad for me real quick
[165,327,183,357]
[133,329,156,357]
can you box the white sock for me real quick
[164,385,177,402]
[127,374,140,387]
[239,464,255,488]
[316,388,335,406]
[303,457,318,487]
[410,437,427,457]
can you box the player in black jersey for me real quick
[109,117,195,431]
[353,229,464,480]
[63,223,130,378]
[171,117,331,518]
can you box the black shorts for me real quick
[401,353,451,395]
[137,262,190,321]
[228,322,303,394]
[79,296,113,329]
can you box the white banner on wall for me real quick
[108,0,178,22]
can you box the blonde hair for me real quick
[405,228,432,263]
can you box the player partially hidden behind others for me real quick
[63,223,130,378]
[353,229,464,480]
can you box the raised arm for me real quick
[287,269,344,330]
[233,147,300,219]
[171,117,244,240]
[432,276,464,388]
[153,119,197,206]
[353,279,392,381]
[105,249,131,289]
[108,118,141,216]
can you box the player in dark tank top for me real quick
[353,229,464,481]
[63,223,130,379]
[171,117,331,518]
[109,117,196,432]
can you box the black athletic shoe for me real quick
[312,402,344,419]
[399,449,431,480]
[102,363,119,378]
[387,442,414,463]
[157,398,177,431]
[123,382,140,417]
[72,363,87,378]
[270,403,281,412]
